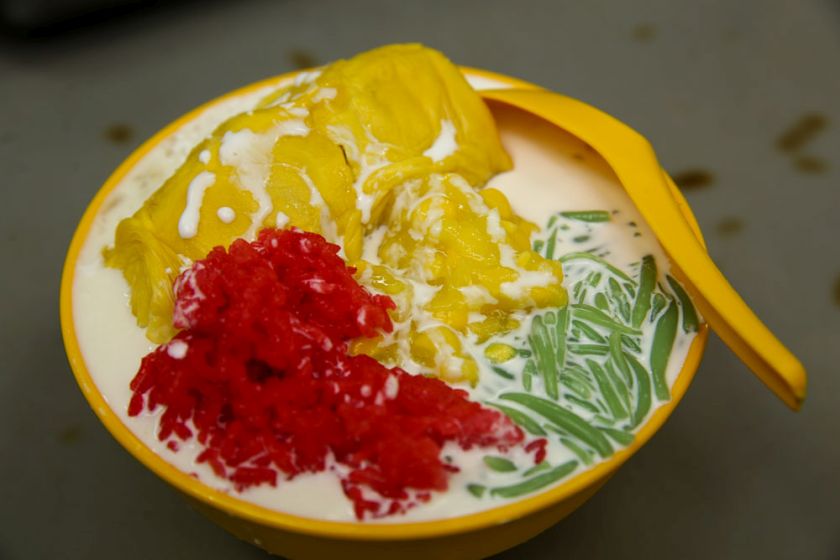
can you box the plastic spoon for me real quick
[481,88,806,410]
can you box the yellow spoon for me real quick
[481,88,806,410]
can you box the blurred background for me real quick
[1,0,838,558]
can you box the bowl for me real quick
[60,66,709,560]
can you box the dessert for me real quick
[71,44,699,522]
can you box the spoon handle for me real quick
[481,88,806,410]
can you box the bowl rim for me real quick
[60,65,709,541]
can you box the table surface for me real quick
[1,0,839,558]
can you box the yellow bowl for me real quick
[60,67,708,560]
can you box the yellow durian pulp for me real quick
[104,43,567,384]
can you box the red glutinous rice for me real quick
[128,228,528,519]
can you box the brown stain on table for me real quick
[834,275,840,307]
[794,155,828,175]
[774,113,831,175]
[288,48,319,69]
[671,169,715,191]
[632,23,658,43]
[716,217,744,236]
[57,425,83,445]
[104,123,134,145]
[776,113,827,153]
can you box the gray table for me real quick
[2,0,838,558]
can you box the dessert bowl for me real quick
[61,61,708,560]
